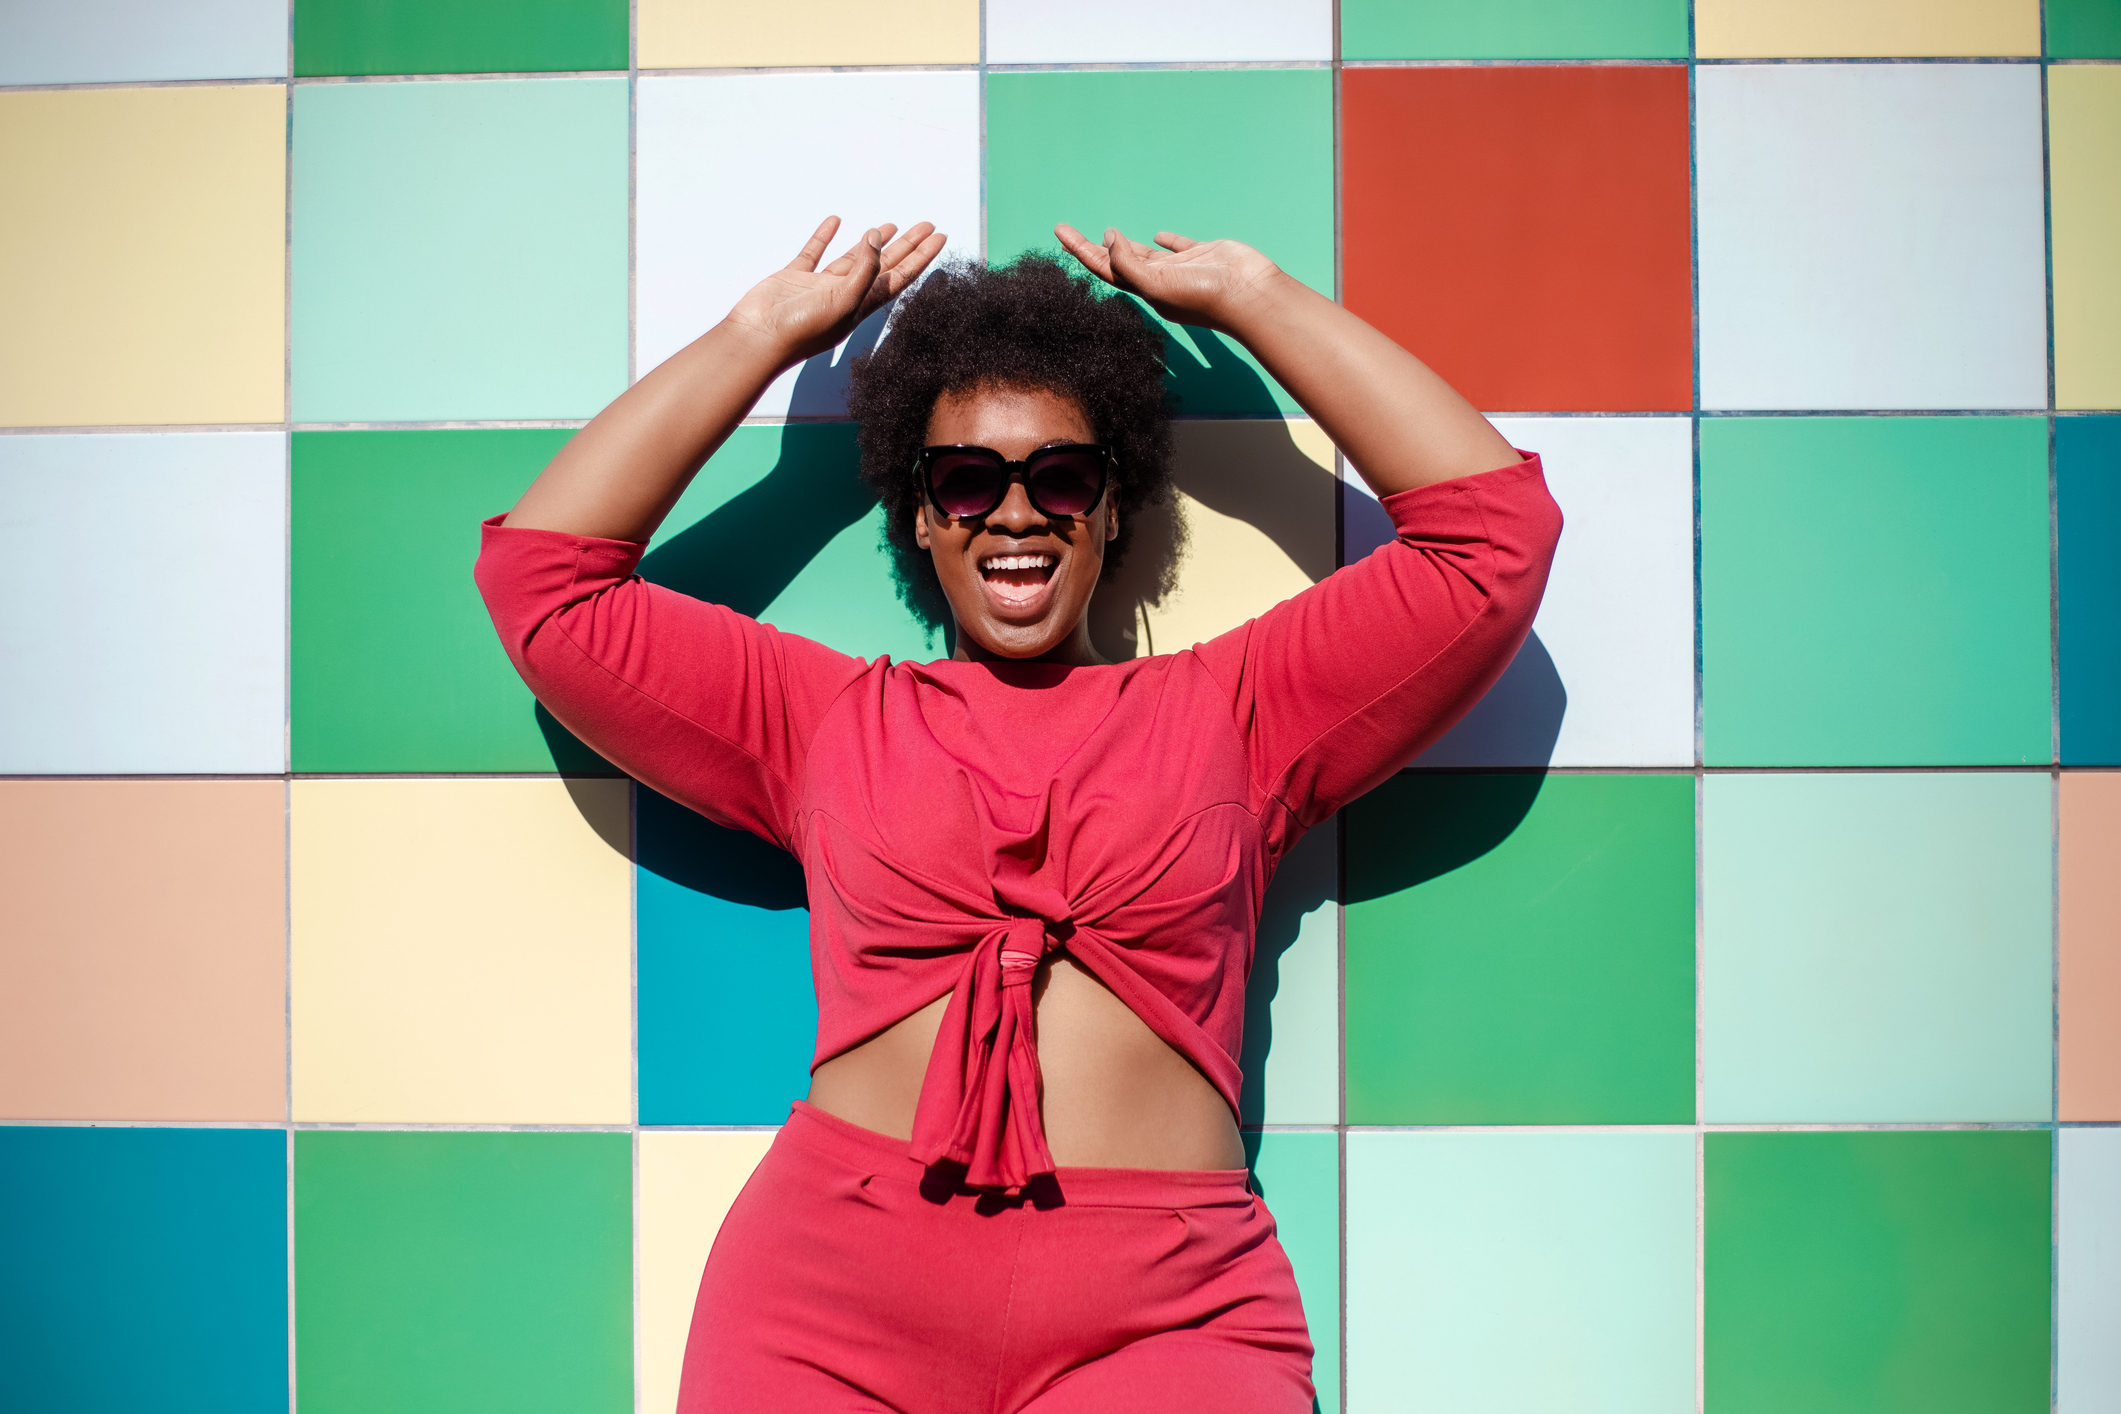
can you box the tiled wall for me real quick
[2,3,2118,1412]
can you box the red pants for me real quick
[678,1102,1316,1413]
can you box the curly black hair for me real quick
[847,252,1176,625]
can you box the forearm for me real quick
[1220,273,1519,498]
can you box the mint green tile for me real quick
[2049,0,2121,56]
[294,1131,631,1414]
[1343,0,1688,58]
[1345,773,1696,1124]
[295,0,626,76]
[985,70,1332,417]
[1349,1131,1696,1414]
[292,78,628,421]
[1703,772,2052,1123]
[1707,1131,2051,1414]
[1701,417,2051,766]
[1247,1131,1340,1414]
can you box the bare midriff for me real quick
[806,951,1247,1171]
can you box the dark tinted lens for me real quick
[927,452,1004,517]
[1026,448,1104,515]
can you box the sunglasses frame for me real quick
[915,443,1115,521]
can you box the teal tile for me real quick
[295,0,627,76]
[1703,773,2053,1122]
[2059,416,2121,764]
[984,69,1332,417]
[1701,417,2051,766]
[1342,0,1689,58]
[1247,1131,1340,1414]
[1348,1131,1696,1414]
[292,78,628,422]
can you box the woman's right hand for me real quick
[724,216,948,366]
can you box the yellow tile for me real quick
[1695,0,2040,56]
[0,86,285,428]
[639,0,978,67]
[2053,67,2121,410]
[638,1131,776,1414]
[291,778,632,1124]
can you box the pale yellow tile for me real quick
[291,778,633,1124]
[639,1130,777,1414]
[2053,67,2121,410]
[1696,0,2040,56]
[0,86,285,428]
[640,0,979,68]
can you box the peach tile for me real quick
[0,780,286,1120]
[2063,772,2121,1120]
[1695,0,2040,56]
[638,1131,777,1414]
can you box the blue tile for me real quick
[2060,416,2121,765]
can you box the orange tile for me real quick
[2062,772,2121,1120]
[0,780,286,1120]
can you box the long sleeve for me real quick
[473,515,870,851]
[1190,455,1562,844]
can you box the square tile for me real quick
[1,0,286,83]
[1,433,285,773]
[1344,418,1693,768]
[2061,773,2121,1119]
[291,778,632,1124]
[636,72,979,419]
[291,428,611,773]
[1696,65,2047,410]
[291,78,628,422]
[1247,1131,1341,1414]
[1702,772,2052,1123]
[1701,417,2051,767]
[2051,68,2121,409]
[1347,1131,1696,1414]
[1706,1131,2051,1414]
[294,0,626,76]
[1346,773,1696,1125]
[638,1132,776,1414]
[1241,822,1339,1126]
[2060,1128,2121,1411]
[638,0,978,67]
[1341,0,1688,58]
[1697,0,2042,55]
[1343,67,1692,413]
[2049,0,2121,55]
[0,781,285,1122]
[0,1126,287,1414]
[986,69,1332,417]
[987,0,1330,62]
[0,87,284,427]
[2061,418,2121,764]
[295,1131,630,1414]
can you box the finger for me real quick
[879,221,937,271]
[1055,222,1115,281]
[822,226,885,279]
[1105,228,1157,286]
[1154,231,1200,252]
[879,229,947,296]
[786,215,840,272]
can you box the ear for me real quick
[1104,496,1120,543]
[914,504,932,551]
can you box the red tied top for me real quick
[476,457,1562,1192]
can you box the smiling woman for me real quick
[478,214,1560,1413]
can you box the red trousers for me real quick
[678,1102,1316,1413]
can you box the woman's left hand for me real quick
[1055,224,1286,333]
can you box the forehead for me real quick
[925,384,1094,451]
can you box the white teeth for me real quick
[979,554,1056,572]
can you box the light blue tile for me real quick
[1244,823,1339,1125]
[0,0,286,83]
[2061,1128,2121,1414]
[986,0,1332,61]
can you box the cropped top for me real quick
[476,455,1561,1191]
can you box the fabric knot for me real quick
[997,913,1066,987]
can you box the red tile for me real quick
[1343,66,1693,412]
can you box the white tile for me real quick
[0,433,286,773]
[987,0,1331,62]
[636,72,981,419]
[0,0,287,84]
[639,1131,776,1414]
[1697,64,2047,410]
[1248,822,1339,1125]
[2061,1128,2121,1414]
[1347,419,1695,768]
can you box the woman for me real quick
[477,216,1560,1412]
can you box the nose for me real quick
[984,478,1046,535]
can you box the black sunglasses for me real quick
[917,443,1113,521]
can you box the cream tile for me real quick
[1696,0,2039,56]
[638,0,977,68]
[2052,66,2121,410]
[638,1131,777,1414]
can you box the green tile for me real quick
[295,0,627,76]
[294,1130,631,1414]
[2048,0,2121,57]
[1247,1131,1341,1414]
[1342,0,1689,58]
[1707,1131,2051,1414]
[985,70,1333,417]
[1345,772,1696,1125]
[292,78,628,422]
[1701,417,2051,766]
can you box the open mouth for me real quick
[978,552,1058,612]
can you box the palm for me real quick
[1054,225,1281,332]
[728,217,948,364]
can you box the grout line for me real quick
[1330,3,1347,1404]
[13,1115,2109,1133]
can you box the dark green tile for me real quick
[2049,0,2121,56]
[1345,772,1696,1125]
[294,1131,631,1414]
[1342,0,1689,58]
[1707,1131,2051,1414]
[295,0,627,76]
